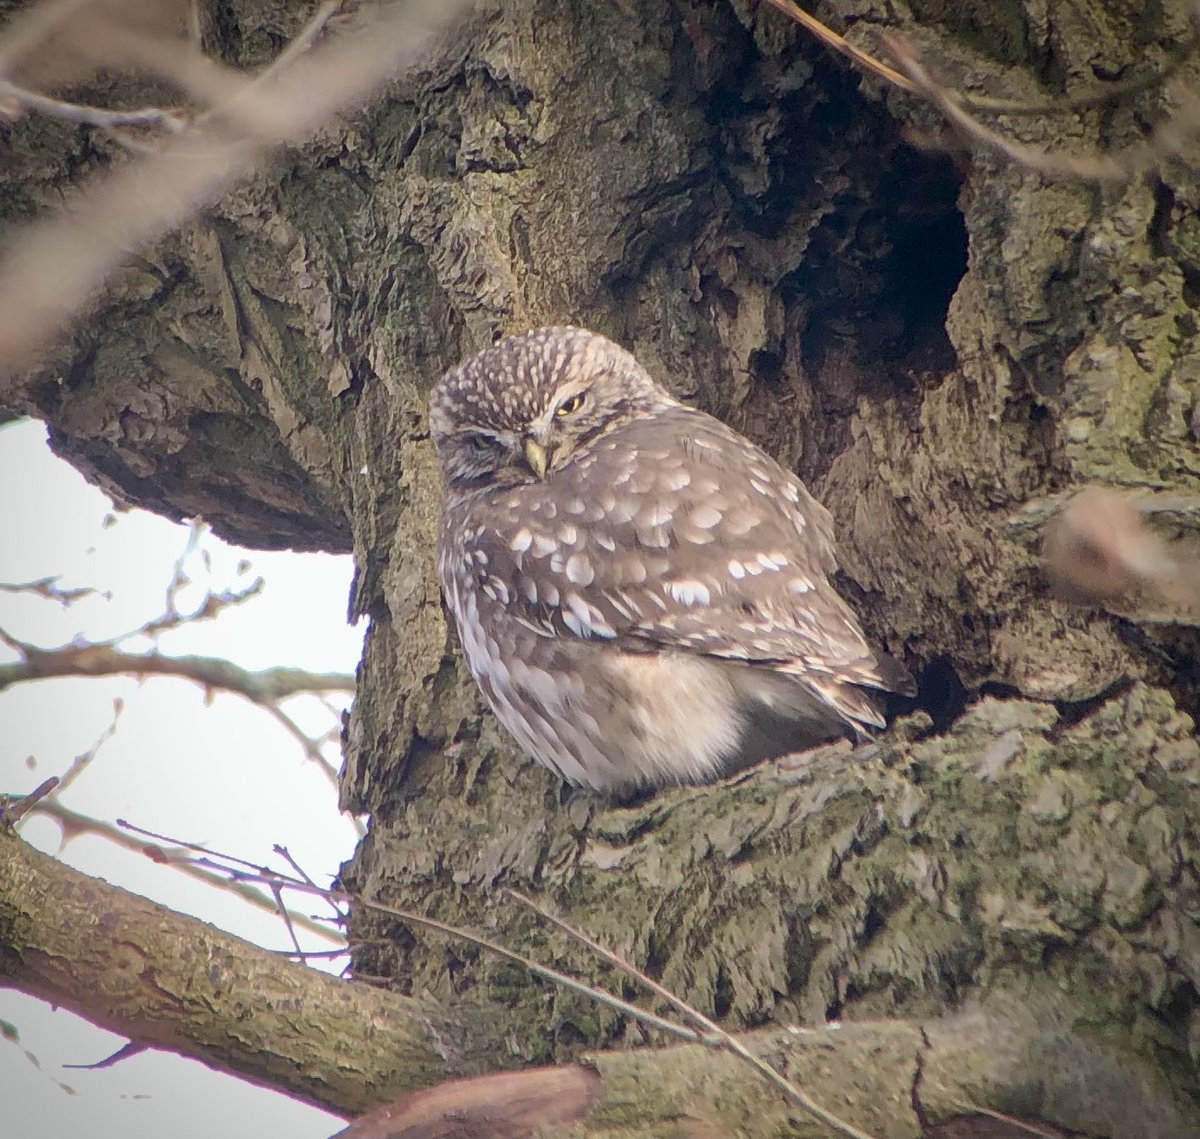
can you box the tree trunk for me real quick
[2,0,1198,1132]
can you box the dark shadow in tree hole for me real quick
[686,16,971,481]
[977,680,1024,701]
[712,961,734,1020]
[919,655,970,732]
[705,42,969,392]
[790,142,968,393]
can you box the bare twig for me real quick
[278,946,361,961]
[268,878,306,955]
[134,579,266,642]
[162,521,207,620]
[119,817,300,876]
[953,1102,1068,1139]
[962,30,1200,117]
[763,0,1200,117]
[247,0,345,88]
[0,641,354,699]
[114,816,874,1139]
[274,843,319,888]
[0,526,354,817]
[0,78,187,130]
[259,700,347,794]
[759,0,914,92]
[508,890,878,1139]
[49,695,124,801]
[63,1041,147,1071]
[0,0,469,375]
[881,32,1200,180]
[760,0,1200,181]
[27,802,345,944]
[0,622,37,655]
[270,844,325,953]
[337,890,708,1047]
[0,576,101,604]
[112,824,713,1046]
[0,776,60,826]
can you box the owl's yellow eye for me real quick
[555,393,586,418]
[464,433,497,454]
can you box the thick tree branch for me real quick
[0,828,496,1115]
[2,830,1193,1136]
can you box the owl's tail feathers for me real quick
[812,678,887,736]
[815,652,916,739]
[726,652,916,766]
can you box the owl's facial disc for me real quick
[520,379,594,477]
[430,326,676,495]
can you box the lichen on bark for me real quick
[2,0,1199,1129]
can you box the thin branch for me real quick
[762,0,1200,119]
[278,946,360,960]
[761,0,1200,181]
[0,0,470,376]
[508,890,878,1139]
[118,825,712,1048]
[119,817,303,876]
[0,776,59,826]
[274,843,320,889]
[962,30,1200,117]
[0,622,37,656]
[259,700,348,796]
[759,0,914,92]
[0,577,101,604]
[248,0,345,87]
[881,32,1200,181]
[63,1040,147,1071]
[163,521,207,620]
[269,878,306,955]
[0,641,354,699]
[142,828,868,1135]
[132,578,265,642]
[0,78,187,131]
[26,802,344,945]
[49,695,124,801]
[219,867,705,1044]
[953,1102,1068,1139]
[332,888,707,1047]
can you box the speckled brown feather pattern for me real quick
[430,327,911,792]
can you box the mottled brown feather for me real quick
[431,327,910,792]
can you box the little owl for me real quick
[429,327,912,793]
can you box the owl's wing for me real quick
[475,405,908,713]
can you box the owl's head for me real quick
[429,327,673,493]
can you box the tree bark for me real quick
[4,827,1197,1138]
[0,829,487,1115]
[2,0,1199,1132]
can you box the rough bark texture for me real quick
[4,828,1198,1136]
[2,0,1200,1132]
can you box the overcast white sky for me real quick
[0,418,365,1138]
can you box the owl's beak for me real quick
[523,438,549,478]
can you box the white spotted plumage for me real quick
[430,327,913,793]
